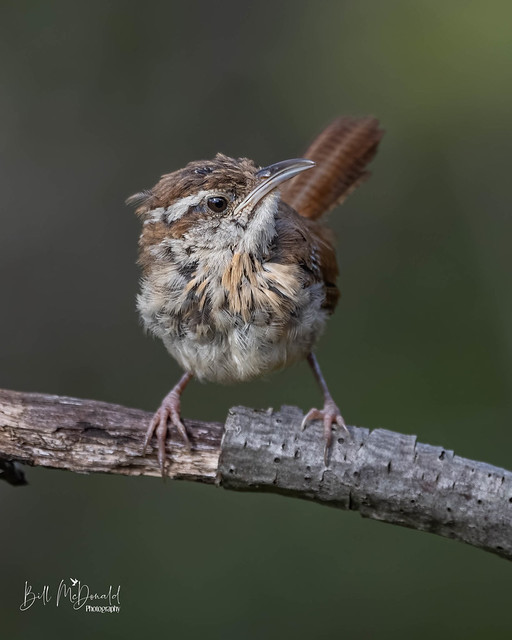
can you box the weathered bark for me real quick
[0,389,222,482]
[1,388,511,561]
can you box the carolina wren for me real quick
[129,117,383,474]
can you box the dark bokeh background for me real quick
[1,1,511,637]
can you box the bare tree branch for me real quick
[0,389,222,482]
[1,388,511,561]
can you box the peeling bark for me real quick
[0,389,222,481]
[1,389,511,561]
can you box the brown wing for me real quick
[280,116,384,220]
[271,203,340,314]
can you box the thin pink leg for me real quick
[301,353,349,464]
[142,371,193,476]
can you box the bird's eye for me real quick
[207,196,228,213]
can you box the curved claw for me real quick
[301,401,349,465]
[301,407,322,432]
[142,387,192,477]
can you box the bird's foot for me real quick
[301,397,349,465]
[143,387,191,477]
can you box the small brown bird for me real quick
[130,117,383,474]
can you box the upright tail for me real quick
[280,116,384,220]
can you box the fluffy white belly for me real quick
[162,303,328,384]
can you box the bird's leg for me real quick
[142,371,193,476]
[301,353,349,464]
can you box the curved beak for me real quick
[234,158,315,216]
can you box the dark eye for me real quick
[207,196,228,213]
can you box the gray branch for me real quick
[1,389,511,561]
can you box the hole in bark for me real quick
[496,546,504,551]
[274,457,280,464]
[306,465,311,472]
[509,497,512,503]
[410,499,415,504]
[337,438,345,444]
[477,499,482,505]
[294,449,301,459]
[228,466,235,474]
[446,507,451,512]
[387,461,392,473]
[353,471,359,477]
[439,450,446,460]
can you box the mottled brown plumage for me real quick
[271,203,340,314]
[130,117,383,474]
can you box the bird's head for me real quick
[129,154,314,255]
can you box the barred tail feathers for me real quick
[281,117,383,220]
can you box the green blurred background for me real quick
[1,0,511,637]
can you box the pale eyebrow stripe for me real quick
[164,190,219,223]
